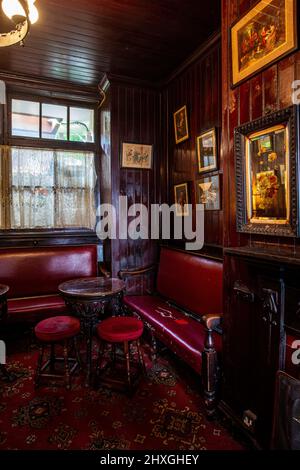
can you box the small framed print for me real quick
[173,105,189,144]
[121,142,153,169]
[197,128,218,173]
[174,183,190,216]
[197,175,221,211]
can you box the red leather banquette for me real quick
[123,246,223,414]
[0,245,98,323]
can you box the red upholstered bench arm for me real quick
[119,264,158,295]
[202,314,222,331]
[119,264,157,278]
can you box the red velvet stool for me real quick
[96,316,146,392]
[34,316,81,390]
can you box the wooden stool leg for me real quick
[73,336,81,369]
[124,341,131,389]
[96,340,105,377]
[110,343,116,365]
[136,339,146,375]
[35,344,44,388]
[63,340,71,390]
[50,343,56,373]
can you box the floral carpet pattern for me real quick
[0,341,245,451]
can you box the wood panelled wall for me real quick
[164,37,222,249]
[222,0,300,251]
[101,78,165,291]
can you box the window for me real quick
[11,99,95,143]
[0,96,98,234]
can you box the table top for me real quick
[0,284,9,296]
[58,277,125,299]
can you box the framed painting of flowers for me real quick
[235,105,299,237]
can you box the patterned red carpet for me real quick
[0,340,245,451]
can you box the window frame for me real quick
[8,93,97,150]
[0,93,100,247]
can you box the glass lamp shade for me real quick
[27,0,38,24]
[2,0,38,24]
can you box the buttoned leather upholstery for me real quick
[0,245,98,323]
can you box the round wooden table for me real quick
[58,277,126,386]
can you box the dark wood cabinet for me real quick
[221,247,300,448]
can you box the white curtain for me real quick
[1,147,97,230]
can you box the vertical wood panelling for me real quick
[165,40,222,249]
[222,0,300,252]
[109,81,161,293]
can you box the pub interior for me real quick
[0,0,300,455]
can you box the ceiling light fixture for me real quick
[0,0,38,47]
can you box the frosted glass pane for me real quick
[12,99,40,138]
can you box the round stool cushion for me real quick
[97,316,144,343]
[35,316,81,342]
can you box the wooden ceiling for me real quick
[0,0,220,89]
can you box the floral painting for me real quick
[121,142,153,169]
[235,106,298,237]
[247,124,288,221]
[231,0,297,86]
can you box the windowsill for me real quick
[0,228,99,247]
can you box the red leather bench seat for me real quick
[124,247,223,373]
[7,296,68,323]
[124,294,222,373]
[0,245,98,324]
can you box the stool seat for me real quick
[35,316,81,342]
[97,316,143,343]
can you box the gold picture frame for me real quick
[197,128,218,174]
[174,183,189,216]
[121,142,153,169]
[173,105,189,144]
[245,124,289,226]
[197,175,221,211]
[231,0,297,87]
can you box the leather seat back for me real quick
[157,247,223,316]
[0,245,98,299]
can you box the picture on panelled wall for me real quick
[197,175,221,211]
[174,183,190,216]
[121,142,153,169]
[231,0,297,87]
[173,105,189,144]
[197,128,218,173]
[235,105,299,237]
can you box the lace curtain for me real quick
[0,146,97,230]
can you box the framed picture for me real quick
[173,105,189,144]
[235,105,299,237]
[174,183,190,216]
[121,142,153,169]
[231,0,297,87]
[197,128,218,173]
[197,175,221,211]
